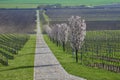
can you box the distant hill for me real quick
[0,0,120,8]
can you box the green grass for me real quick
[43,11,50,24]
[0,3,38,8]
[0,0,120,8]
[0,34,36,80]
[0,0,120,5]
[43,34,120,80]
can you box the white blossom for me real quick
[59,23,69,44]
[68,16,86,50]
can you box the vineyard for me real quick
[0,6,119,80]
[45,23,120,73]
[0,9,36,80]
[42,7,120,73]
[0,34,29,65]
[0,9,36,66]
[72,30,120,72]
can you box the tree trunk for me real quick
[80,51,82,64]
[62,42,65,51]
[56,41,58,46]
[75,49,78,63]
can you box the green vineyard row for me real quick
[0,34,29,65]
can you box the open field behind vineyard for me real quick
[0,10,36,33]
[0,0,120,5]
[46,8,120,21]
[0,0,120,8]
[45,8,120,30]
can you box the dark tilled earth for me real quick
[0,10,36,33]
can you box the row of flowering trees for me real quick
[45,16,86,62]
